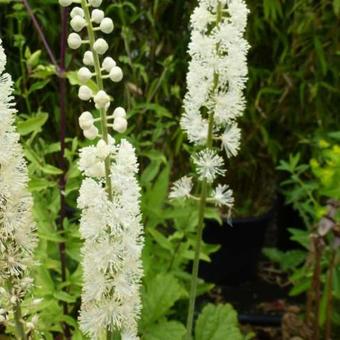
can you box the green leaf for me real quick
[143,321,186,340]
[53,291,77,303]
[29,178,55,192]
[195,304,243,340]
[142,273,185,326]
[334,0,340,16]
[17,112,48,135]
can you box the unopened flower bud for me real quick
[84,125,99,140]
[110,66,123,82]
[88,162,105,178]
[91,9,104,24]
[70,7,84,18]
[78,85,93,101]
[78,67,92,83]
[113,107,127,119]
[94,90,110,109]
[79,111,94,130]
[59,0,73,7]
[89,0,102,7]
[96,139,111,159]
[100,18,114,34]
[113,117,128,133]
[102,57,116,72]
[71,15,86,32]
[93,38,109,55]
[83,51,94,66]
[68,33,82,49]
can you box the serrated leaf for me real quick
[142,273,185,326]
[195,304,243,340]
[143,321,186,340]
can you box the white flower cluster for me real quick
[78,140,143,339]
[171,0,249,209]
[60,0,144,338]
[0,39,37,314]
[60,0,127,141]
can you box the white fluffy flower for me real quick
[192,149,225,183]
[0,39,37,311]
[182,0,249,144]
[169,176,193,200]
[211,184,234,207]
[78,140,143,339]
[221,124,241,157]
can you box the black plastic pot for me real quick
[199,209,275,285]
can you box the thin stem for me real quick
[13,303,27,340]
[185,3,223,339]
[325,249,336,340]
[185,180,208,340]
[58,6,71,340]
[17,18,32,115]
[81,0,113,201]
[21,0,59,72]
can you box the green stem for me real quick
[185,3,223,339]
[13,303,27,340]
[81,0,113,201]
[185,180,208,340]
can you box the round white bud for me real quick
[79,111,94,130]
[77,67,92,84]
[96,139,111,159]
[91,9,104,24]
[93,38,109,55]
[89,0,102,7]
[70,7,84,18]
[78,85,93,101]
[94,90,110,109]
[109,66,123,82]
[83,125,99,140]
[70,15,86,32]
[102,57,116,72]
[113,117,128,133]
[100,18,114,34]
[88,162,105,178]
[83,51,94,66]
[67,33,82,49]
[113,107,127,119]
[59,0,73,7]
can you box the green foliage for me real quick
[195,304,252,340]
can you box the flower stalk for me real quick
[0,38,37,339]
[60,0,143,338]
[169,1,249,338]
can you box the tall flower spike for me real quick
[170,1,249,338]
[0,39,37,338]
[60,0,143,338]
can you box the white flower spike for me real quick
[0,38,37,331]
[62,0,143,338]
